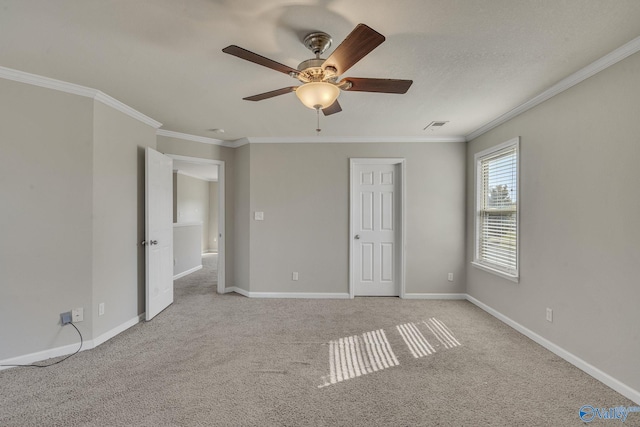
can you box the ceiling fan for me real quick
[222,24,413,116]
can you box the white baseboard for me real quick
[0,313,145,371]
[224,286,250,297]
[91,313,145,347]
[466,294,640,405]
[224,287,350,299]
[0,341,86,371]
[173,265,202,280]
[3,288,637,405]
[403,293,467,299]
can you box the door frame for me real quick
[349,158,406,299]
[166,154,226,294]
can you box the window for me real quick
[473,137,519,281]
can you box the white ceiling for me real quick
[2,1,640,141]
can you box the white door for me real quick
[351,160,403,296]
[145,147,174,320]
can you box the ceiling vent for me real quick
[423,121,448,131]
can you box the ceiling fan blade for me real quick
[243,87,297,101]
[322,100,342,116]
[322,24,385,75]
[341,78,413,94]
[222,45,299,76]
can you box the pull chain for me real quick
[315,106,321,135]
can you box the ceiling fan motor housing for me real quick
[296,58,338,83]
[297,32,339,83]
[303,31,332,56]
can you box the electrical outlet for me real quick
[292,272,299,281]
[60,311,72,325]
[546,308,553,322]
[99,303,105,316]
[72,307,84,322]
[447,273,453,282]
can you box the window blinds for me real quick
[478,146,518,274]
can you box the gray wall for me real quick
[0,80,94,359]
[175,173,210,253]
[156,136,236,287]
[234,144,251,291]
[173,174,219,253]
[209,181,219,252]
[172,172,178,222]
[0,78,156,360]
[173,224,203,276]
[92,101,156,338]
[466,51,640,391]
[247,142,466,294]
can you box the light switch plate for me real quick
[254,211,264,221]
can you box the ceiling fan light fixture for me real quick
[223,24,412,114]
[295,82,340,110]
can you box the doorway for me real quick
[349,158,405,298]
[166,154,226,293]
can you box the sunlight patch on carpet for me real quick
[423,317,461,349]
[319,318,461,388]
[396,322,436,358]
[318,329,399,388]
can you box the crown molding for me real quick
[0,66,161,129]
[156,129,235,148]
[158,134,465,147]
[245,136,467,144]
[7,29,639,146]
[94,92,161,128]
[466,35,640,141]
[0,65,96,98]
[232,138,251,148]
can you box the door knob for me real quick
[354,235,360,240]
[150,240,158,245]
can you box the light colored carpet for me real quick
[0,256,635,426]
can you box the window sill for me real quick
[471,261,519,283]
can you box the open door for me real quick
[145,147,174,320]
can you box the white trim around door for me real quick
[165,154,226,294]
[349,158,406,299]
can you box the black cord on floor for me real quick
[0,322,83,368]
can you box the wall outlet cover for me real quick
[60,312,72,325]
[72,307,84,322]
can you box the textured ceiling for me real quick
[1,0,640,141]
